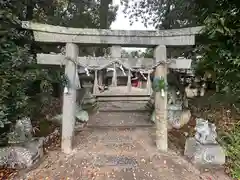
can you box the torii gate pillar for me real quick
[61,43,79,153]
[154,45,168,152]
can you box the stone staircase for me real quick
[87,94,153,128]
[96,94,150,102]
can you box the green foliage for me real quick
[219,125,240,179]
[121,49,145,58]
[142,48,153,58]
[194,1,240,177]
[197,6,240,96]
[152,77,166,92]
[0,8,33,127]
[33,0,117,29]
[0,5,65,128]
[0,0,117,131]
[121,0,202,29]
[122,0,200,58]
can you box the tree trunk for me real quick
[100,0,112,29]
[99,0,112,56]
[26,0,34,20]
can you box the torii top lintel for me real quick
[21,21,203,47]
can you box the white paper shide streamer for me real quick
[64,86,69,94]
[84,67,90,76]
[140,71,147,80]
[119,65,126,76]
[75,71,81,89]
[161,89,165,97]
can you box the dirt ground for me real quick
[12,127,231,180]
[6,91,237,180]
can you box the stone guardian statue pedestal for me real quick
[184,118,225,166]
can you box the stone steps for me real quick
[97,101,150,112]
[97,96,150,102]
[87,111,152,127]
[96,93,150,102]
[87,95,153,128]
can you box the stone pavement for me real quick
[16,128,231,180]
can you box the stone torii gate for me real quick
[22,21,202,153]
